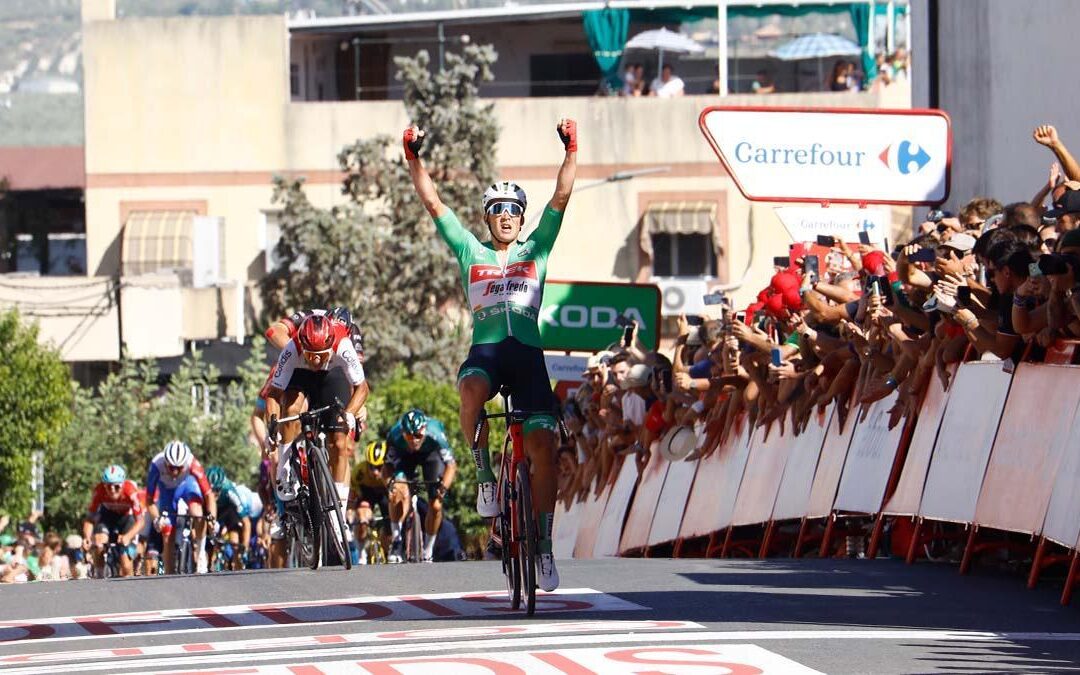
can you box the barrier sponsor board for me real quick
[731,423,791,527]
[594,457,640,557]
[573,488,610,559]
[678,415,756,539]
[882,370,952,516]
[619,448,671,554]
[918,362,1012,524]
[544,354,588,382]
[1041,392,1080,546]
[775,206,890,245]
[805,403,858,519]
[646,454,698,547]
[699,106,951,205]
[833,393,906,515]
[974,365,1080,536]
[552,500,582,559]
[540,281,661,352]
[771,408,833,522]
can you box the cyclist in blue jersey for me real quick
[385,409,457,563]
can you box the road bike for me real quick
[390,478,444,563]
[274,402,353,570]
[163,505,207,575]
[356,512,388,565]
[472,388,566,616]
[88,539,123,579]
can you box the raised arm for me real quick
[1034,125,1080,182]
[548,119,578,213]
[404,126,447,219]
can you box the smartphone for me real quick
[956,286,972,305]
[858,230,872,245]
[772,256,790,268]
[909,247,937,263]
[927,209,946,223]
[702,291,726,306]
[614,314,634,328]
[686,315,704,326]
[770,347,783,367]
[816,234,835,246]
[1029,261,1044,278]
[659,369,673,394]
[803,255,820,277]
[622,325,634,348]
[733,310,747,325]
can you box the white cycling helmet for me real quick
[163,440,191,468]
[482,181,527,212]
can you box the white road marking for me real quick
[8,628,1080,675]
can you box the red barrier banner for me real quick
[1043,341,1078,365]
[573,486,612,559]
[771,408,833,522]
[833,392,906,515]
[974,364,1080,536]
[881,371,952,517]
[805,403,857,519]
[1041,392,1080,547]
[732,422,791,527]
[553,500,582,560]
[918,362,1012,524]
[676,414,754,540]
[646,454,699,547]
[594,458,641,557]
[618,447,671,555]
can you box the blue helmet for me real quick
[206,465,229,492]
[101,465,126,485]
[401,409,428,436]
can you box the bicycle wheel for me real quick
[310,444,351,569]
[516,460,537,616]
[500,466,521,609]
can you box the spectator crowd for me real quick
[556,123,1080,508]
[0,513,90,583]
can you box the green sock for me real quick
[472,446,495,484]
[538,512,554,554]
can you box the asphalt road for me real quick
[2,558,1080,674]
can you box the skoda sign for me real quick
[539,281,661,352]
[699,107,952,205]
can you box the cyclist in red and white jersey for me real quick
[82,465,144,577]
[265,313,370,564]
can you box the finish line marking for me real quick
[0,588,645,647]
[0,620,702,667]
[8,637,822,675]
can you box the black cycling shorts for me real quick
[358,485,391,523]
[457,337,556,415]
[285,367,352,429]
[218,498,243,534]
[391,451,446,501]
[92,509,137,541]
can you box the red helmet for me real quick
[297,314,335,352]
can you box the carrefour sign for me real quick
[699,107,951,205]
[539,281,660,352]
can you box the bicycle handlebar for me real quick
[274,401,343,425]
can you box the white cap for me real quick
[582,350,614,374]
[659,425,697,462]
[620,363,652,389]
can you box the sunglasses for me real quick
[404,430,426,441]
[486,202,523,217]
[106,483,122,491]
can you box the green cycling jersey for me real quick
[433,205,564,348]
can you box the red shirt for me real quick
[88,480,144,517]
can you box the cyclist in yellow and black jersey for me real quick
[349,441,390,564]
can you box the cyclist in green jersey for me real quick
[405,118,577,591]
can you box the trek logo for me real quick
[468,261,538,284]
[540,305,646,330]
[879,140,931,174]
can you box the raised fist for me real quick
[556,118,577,152]
[403,126,425,160]
[1034,124,1060,148]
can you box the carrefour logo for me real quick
[879,140,931,174]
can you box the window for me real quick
[529,53,601,97]
[650,233,717,278]
[290,63,300,98]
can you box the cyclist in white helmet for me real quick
[145,440,217,574]
[404,118,577,591]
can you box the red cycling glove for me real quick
[557,119,577,152]
[403,127,424,160]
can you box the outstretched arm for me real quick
[548,118,577,212]
[404,126,447,219]
[1034,125,1080,182]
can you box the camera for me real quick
[1038,253,1080,276]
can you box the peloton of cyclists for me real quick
[385,409,457,563]
[207,465,261,569]
[82,465,145,577]
[145,440,217,574]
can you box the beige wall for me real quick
[81,13,913,346]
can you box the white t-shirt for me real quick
[622,391,647,427]
[270,337,366,389]
[650,75,685,98]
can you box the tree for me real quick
[0,309,72,521]
[362,365,505,553]
[44,341,267,534]
[261,44,499,381]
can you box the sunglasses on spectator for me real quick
[486,202,523,217]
